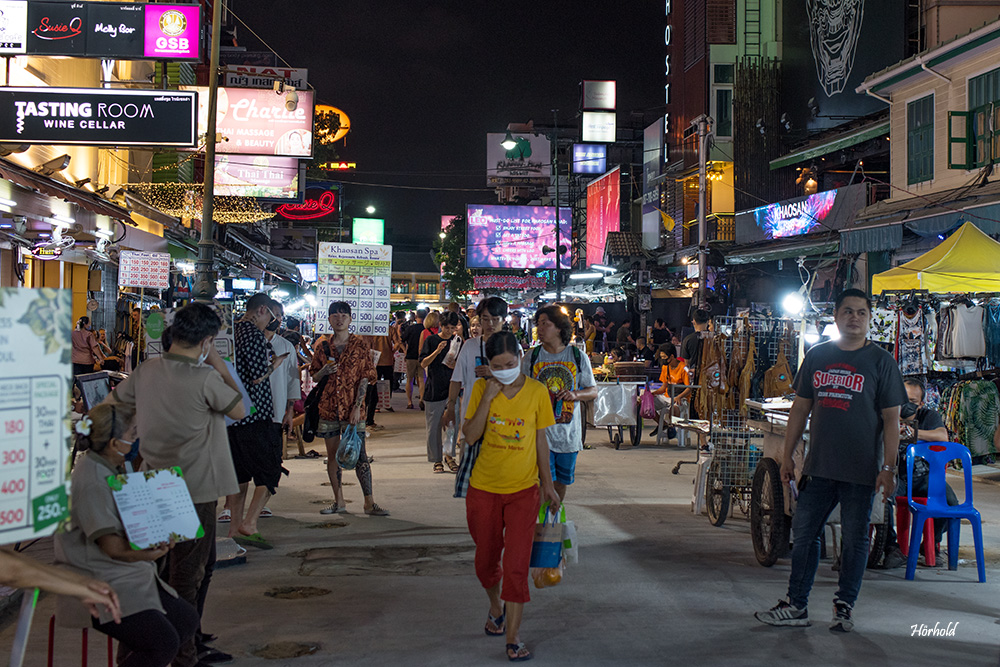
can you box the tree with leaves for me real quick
[306,109,342,179]
[434,216,474,300]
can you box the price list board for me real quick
[316,243,392,336]
[0,288,73,545]
[118,250,170,289]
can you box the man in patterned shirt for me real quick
[226,292,280,548]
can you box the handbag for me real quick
[529,507,564,569]
[453,438,482,498]
[639,383,657,420]
[336,424,363,470]
[301,375,328,443]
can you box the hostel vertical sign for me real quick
[0,288,72,544]
[316,243,392,336]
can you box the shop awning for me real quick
[0,158,131,221]
[769,120,890,170]
[871,222,1000,293]
[227,228,302,284]
[724,235,839,265]
[840,224,903,254]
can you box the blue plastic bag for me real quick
[336,425,363,470]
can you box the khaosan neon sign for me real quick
[753,189,837,238]
[276,190,337,220]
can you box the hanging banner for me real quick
[473,275,547,291]
[118,250,170,289]
[317,243,392,336]
[0,287,72,545]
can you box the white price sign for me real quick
[118,250,171,289]
[316,243,393,336]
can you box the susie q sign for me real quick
[0,87,197,147]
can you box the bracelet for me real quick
[881,464,896,472]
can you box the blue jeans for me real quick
[787,476,875,609]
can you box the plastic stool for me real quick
[895,496,935,567]
[47,615,114,667]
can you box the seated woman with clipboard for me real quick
[54,403,199,667]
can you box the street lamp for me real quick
[501,130,518,150]
[366,205,376,214]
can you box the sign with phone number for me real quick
[0,289,73,545]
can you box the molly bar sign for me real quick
[0,87,197,147]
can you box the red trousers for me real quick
[465,484,540,604]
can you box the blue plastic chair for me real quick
[904,442,986,582]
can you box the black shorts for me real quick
[227,422,286,494]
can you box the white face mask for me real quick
[491,366,521,386]
[197,342,210,366]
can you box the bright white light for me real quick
[569,272,603,280]
[804,332,820,344]
[439,232,446,239]
[822,323,840,340]
[51,213,75,225]
[418,303,431,311]
[591,264,617,273]
[540,292,557,299]
[94,228,113,239]
[0,197,16,207]
[304,294,317,306]
[272,289,289,299]
[287,299,307,313]
[781,291,805,316]
[365,205,376,214]
[175,260,195,274]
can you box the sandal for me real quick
[433,462,445,473]
[485,605,506,636]
[364,504,390,516]
[233,532,273,550]
[217,509,231,523]
[506,642,532,662]
[259,507,273,518]
[444,455,459,473]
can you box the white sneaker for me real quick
[755,599,810,627]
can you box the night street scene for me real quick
[2,1,1000,665]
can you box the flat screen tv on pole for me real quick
[465,204,571,270]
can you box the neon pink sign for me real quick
[143,4,199,59]
[276,191,338,220]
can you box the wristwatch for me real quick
[881,464,897,473]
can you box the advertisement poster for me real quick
[225,65,308,90]
[143,3,199,59]
[0,87,197,148]
[317,243,392,336]
[0,288,72,545]
[86,2,144,57]
[586,167,621,267]
[734,183,867,244]
[641,118,664,250]
[473,275,547,291]
[0,0,28,55]
[486,132,550,187]
[352,218,384,245]
[108,468,202,550]
[465,205,571,270]
[118,250,171,289]
[185,86,315,157]
[214,155,301,199]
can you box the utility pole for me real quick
[194,0,224,301]
[553,109,562,302]
[695,115,711,310]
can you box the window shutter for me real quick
[948,110,971,170]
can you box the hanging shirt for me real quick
[897,309,926,375]
[952,304,985,358]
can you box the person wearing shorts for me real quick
[521,305,597,501]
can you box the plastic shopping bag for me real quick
[532,558,565,589]
[639,383,657,421]
[336,425,363,470]
[529,506,564,569]
[443,337,462,367]
[562,516,578,565]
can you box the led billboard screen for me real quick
[572,144,607,174]
[352,218,385,245]
[466,205,571,270]
[586,167,621,267]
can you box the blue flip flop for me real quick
[506,642,532,661]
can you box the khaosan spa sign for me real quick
[0,87,197,147]
[0,0,201,59]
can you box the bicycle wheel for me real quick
[750,458,789,567]
[705,456,730,527]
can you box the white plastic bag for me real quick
[443,337,462,367]
[562,519,578,565]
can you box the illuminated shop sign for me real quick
[734,183,868,244]
[276,189,338,220]
[572,144,607,174]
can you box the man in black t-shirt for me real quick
[403,309,426,409]
[679,309,711,375]
[650,318,671,347]
[635,337,656,367]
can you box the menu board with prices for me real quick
[107,468,203,550]
[0,288,72,545]
[118,250,170,289]
[316,243,392,336]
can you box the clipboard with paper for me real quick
[106,468,203,550]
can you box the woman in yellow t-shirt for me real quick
[463,331,559,663]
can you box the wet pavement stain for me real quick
[293,544,474,577]
[264,586,332,600]
[251,641,320,659]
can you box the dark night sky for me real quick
[233,1,665,250]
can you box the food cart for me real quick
[588,362,646,449]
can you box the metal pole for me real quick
[553,109,561,302]
[194,0,225,301]
[697,116,709,309]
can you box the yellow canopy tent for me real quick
[871,221,1000,294]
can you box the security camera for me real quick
[36,154,71,176]
[285,89,298,112]
[273,80,285,94]
[12,215,27,235]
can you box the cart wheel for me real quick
[705,457,730,527]
[866,501,892,569]
[750,458,789,567]
[629,417,642,447]
[609,426,622,450]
